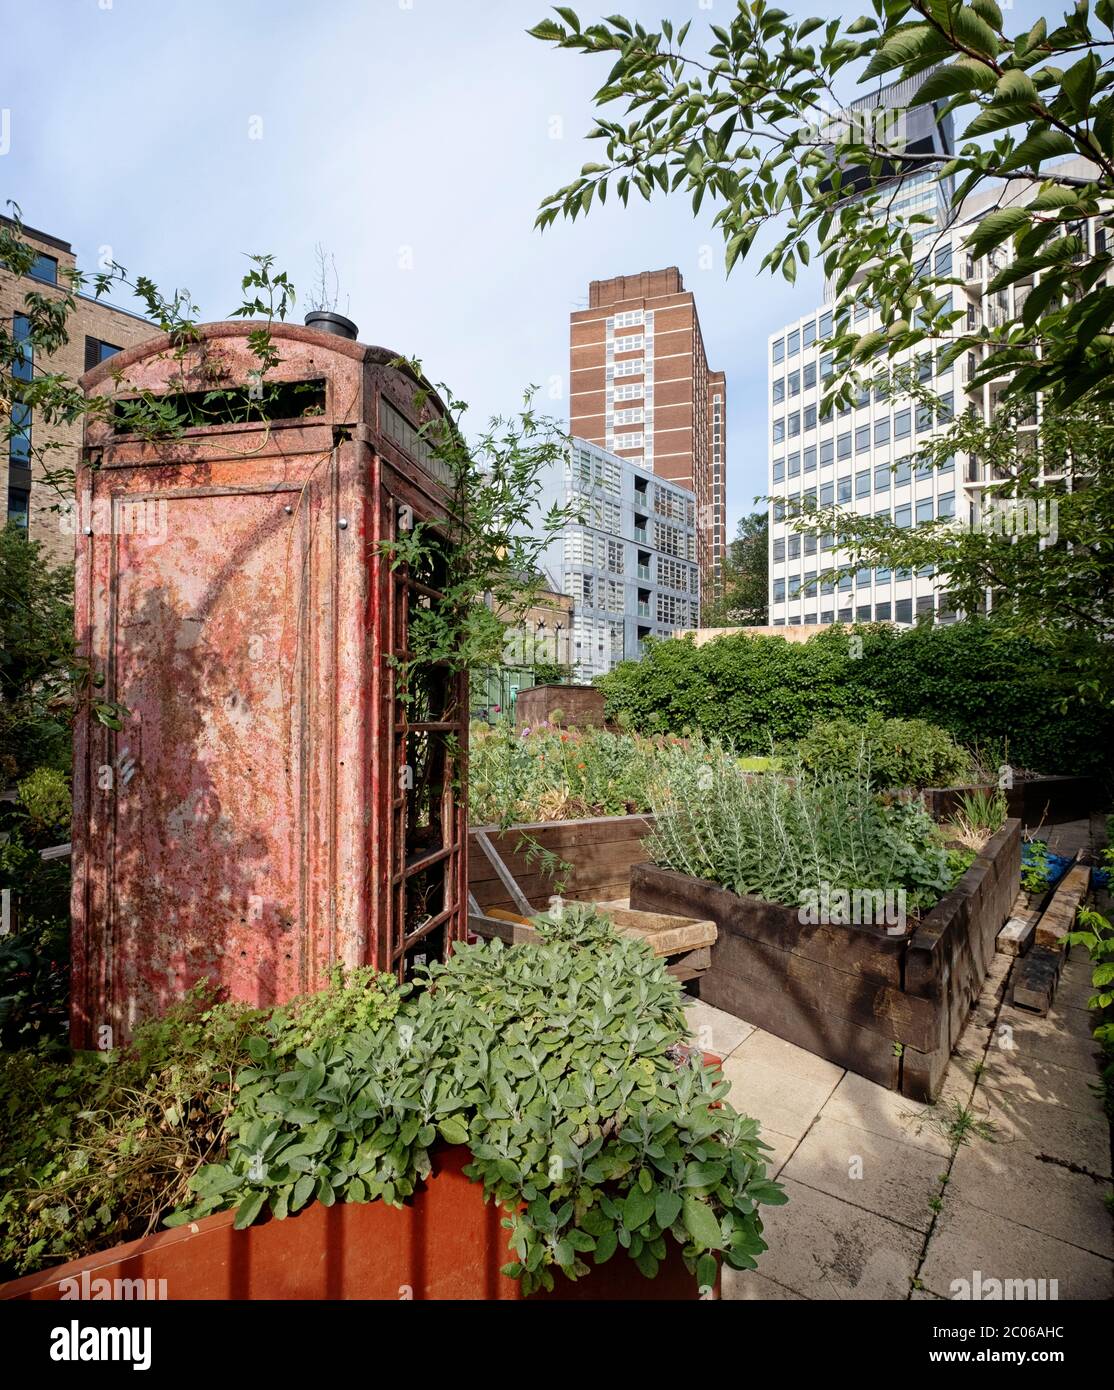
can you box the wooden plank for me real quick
[997,913,1038,957]
[631,863,906,987]
[567,903,716,956]
[468,912,541,947]
[1034,859,1090,951]
[473,831,534,918]
[1012,946,1063,1015]
[666,946,710,982]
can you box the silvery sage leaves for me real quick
[177,905,785,1293]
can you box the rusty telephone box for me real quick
[71,321,468,1046]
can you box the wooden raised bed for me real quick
[1,1146,706,1302]
[467,815,716,980]
[630,819,1022,1102]
[923,775,1098,828]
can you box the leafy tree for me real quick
[531,1,1114,405]
[790,378,1114,704]
[702,510,769,625]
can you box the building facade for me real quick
[569,267,725,609]
[766,154,1100,630]
[2,218,151,567]
[535,437,699,679]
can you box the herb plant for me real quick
[178,908,786,1294]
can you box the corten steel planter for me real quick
[630,819,1022,1102]
[0,1147,706,1302]
[514,683,606,730]
[922,776,1099,828]
[72,322,470,1047]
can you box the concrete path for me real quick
[694,947,1113,1300]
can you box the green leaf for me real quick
[682,1195,725,1251]
[965,207,1030,258]
[438,1117,470,1146]
[655,1188,683,1229]
[233,1190,267,1230]
[623,1186,655,1231]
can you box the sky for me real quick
[0,0,1053,531]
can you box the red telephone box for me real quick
[71,321,468,1047]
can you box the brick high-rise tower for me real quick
[569,267,726,610]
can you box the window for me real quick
[7,487,30,529]
[917,353,932,382]
[819,311,833,340]
[803,569,817,594]
[935,245,953,277]
[856,604,872,622]
[855,425,870,453]
[773,578,786,602]
[788,370,800,397]
[614,333,644,353]
[820,439,834,466]
[787,328,800,357]
[874,418,890,447]
[855,383,870,408]
[938,391,954,422]
[856,568,871,588]
[803,404,816,430]
[894,408,911,439]
[28,251,58,285]
[803,361,817,390]
[772,419,785,443]
[774,500,786,522]
[916,403,933,433]
[84,337,123,371]
[773,537,786,562]
[874,464,890,492]
[837,432,851,460]
[894,457,912,486]
[895,598,913,623]
[821,576,835,595]
[938,491,955,519]
[820,609,834,624]
[772,377,785,404]
[838,573,852,591]
[772,458,785,482]
[838,607,853,623]
[895,503,912,528]
[13,314,33,382]
[803,445,817,473]
[876,565,891,582]
[820,482,834,506]
[788,452,801,478]
[875,601,892,621]
[855,470,870,498]
[916,595,935,616]
[820,353,834,380]
[804,534,817,557]
[837,476,852,503]
[939,455,955,475]
[788,575,801,598]
[802,320,817,347]
[874,377,888,403]
[772,337,785,364]
[916,455,934,480]
[788,535,801,560]
[788,412,800,438]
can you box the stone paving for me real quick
[693,945,1113,1301]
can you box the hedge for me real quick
[594,622,1111,780]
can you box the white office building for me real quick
[535,437,700,678]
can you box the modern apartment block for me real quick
[569,267,725,609]
[1,218,151,567]
[767,156,1102,629]
[535,437,699,679]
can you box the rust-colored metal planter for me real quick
[0,1147,706,1302]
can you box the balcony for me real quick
[637,601,651,618]
[636,564,651,580]
[633,526,648,544]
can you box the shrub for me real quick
[646,746,966,916]
[794,714,972,790]
[595,622,1111,781]
[177,908,785,1294]
[0,968,403,1279]
[16,767,71,837]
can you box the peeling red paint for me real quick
[71,323,468,1047]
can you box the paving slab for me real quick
[720,1049,842,1142]
[757,1127,801,1178]
[975,1087,1112,1180]
[732,1027,847,1087]
[739,1177,922,1300]
[992,1004,1105,1075]
[780,1115,946,1232]
[919,1194,1113,1301]
[978,1045,1104,1116]
[820,1071,952,1157]
[682,997,754,1059]
[946,1134,1113,1258]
